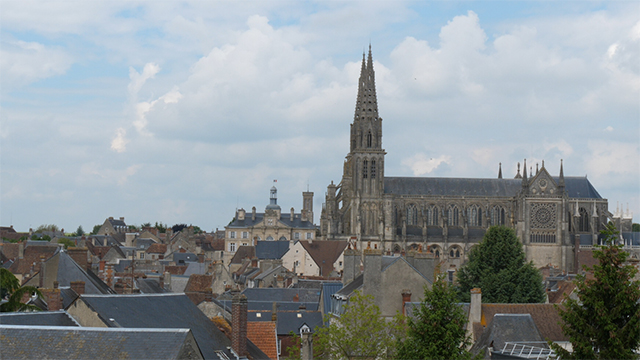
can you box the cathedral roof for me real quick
[384,176,602,199]
[384,177,522,197]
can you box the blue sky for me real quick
[1,1,638,232]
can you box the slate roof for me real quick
[0,325,202,360]
[334,274,364,299]
[173,252,198,265]
[299,240,348,276]
[479,303,567,342]
[75,293,268,359]
[136,278,167,294]
[242,287,321,303]
[473,314,548,357]
[384,176,602,199]
[0,310,80,327]
[184,262,208,276]
[256,240,290,259]
[321,282,343,314]
[228,213,316,230]
[247,321,278,360]
[32,250,115,294]
[248,310,324,335]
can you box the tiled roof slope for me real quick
[0,325,202,360]
[0,310,79,327]
[76,293,269,360]
[299,240,348,277]
[231,246,256,264]
[247,321,278,360]
[480,303,567,342]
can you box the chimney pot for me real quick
[70,280,86,295]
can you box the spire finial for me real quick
[515,162,522,179]
[559,159,565,187]
[498,163,502,179]
[523,159,528,180]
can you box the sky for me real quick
[1,1,639,233]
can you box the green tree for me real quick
[314,291,400,359]
[396,275,477,360]
[550,223,640,359]
[35,224,59,233]
[155,222,167,233]
[91,224,101,235]
[76,225,84,236]
[0,268,43,312]
[632,223,640,232]
[457,226,545,303]
[57,238,75,249]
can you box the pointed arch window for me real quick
[448,205,460,226]
[578,207,589,232]
[406,204,418,226]
[491,206,505,226]
[363,160,368,179]
[468,205,482,226]
[371,160,376,179]
[367,132,373,148]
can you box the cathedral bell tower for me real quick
[345,45,386,237]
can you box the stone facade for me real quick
[320,46,626,274]
[224,186,316,265]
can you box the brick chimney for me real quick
[231,293,248,357]
[70,281,85,295]
[39,255,46,288]
[18,242,24,260]
[42,288,62,311]
[68,247,89,270]
[402,289,412,316]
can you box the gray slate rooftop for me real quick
[0,325,200,360]
[384,176,602,199]
[0,310,79,327]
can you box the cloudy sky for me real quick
[1,1,638,233]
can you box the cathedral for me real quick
[319,46,628,273]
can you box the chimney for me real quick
[470,288,482,324]
[402,290,412,316]
[70,280,86,295]
[68,247,89,270]
[39,255,46,288]
[231,293,248,357]
[291,207,295,221]
[120,217,124,222]
[42,288,62,311]
[204,288,213,302]
[99,260,106,272]
[164,271,171,291]
[251,257,258,268]
[363,246,383,292]
[18,242,24,259]
[342,245,360,285]
[271,301,277,321]
[301,327,313,360]
[237,208,246,221]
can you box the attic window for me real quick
[297,313,302,318]
[256,313,262,318]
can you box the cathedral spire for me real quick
[558,159,565,188]
[354,45,379,123]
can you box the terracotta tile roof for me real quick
[547,280,576,304]
[230,246,255,264]
[480,303,567,342]
[299,240,348,276]
[147,243,167,254]
[185,274,213,293]
[164,265,187,275]
[90,246,111,259]
[247,321,278,360]
[577,249,598,274]
[0,243,20,260]
[8,245,58,277]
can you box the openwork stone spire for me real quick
[354,44,379,123]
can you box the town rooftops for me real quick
[0,310,80,327]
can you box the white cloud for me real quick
[110,128,129,153]
[402,153,451,176]
[0,40,73,91]
[585,141,640,179]
[128,63,161,97]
